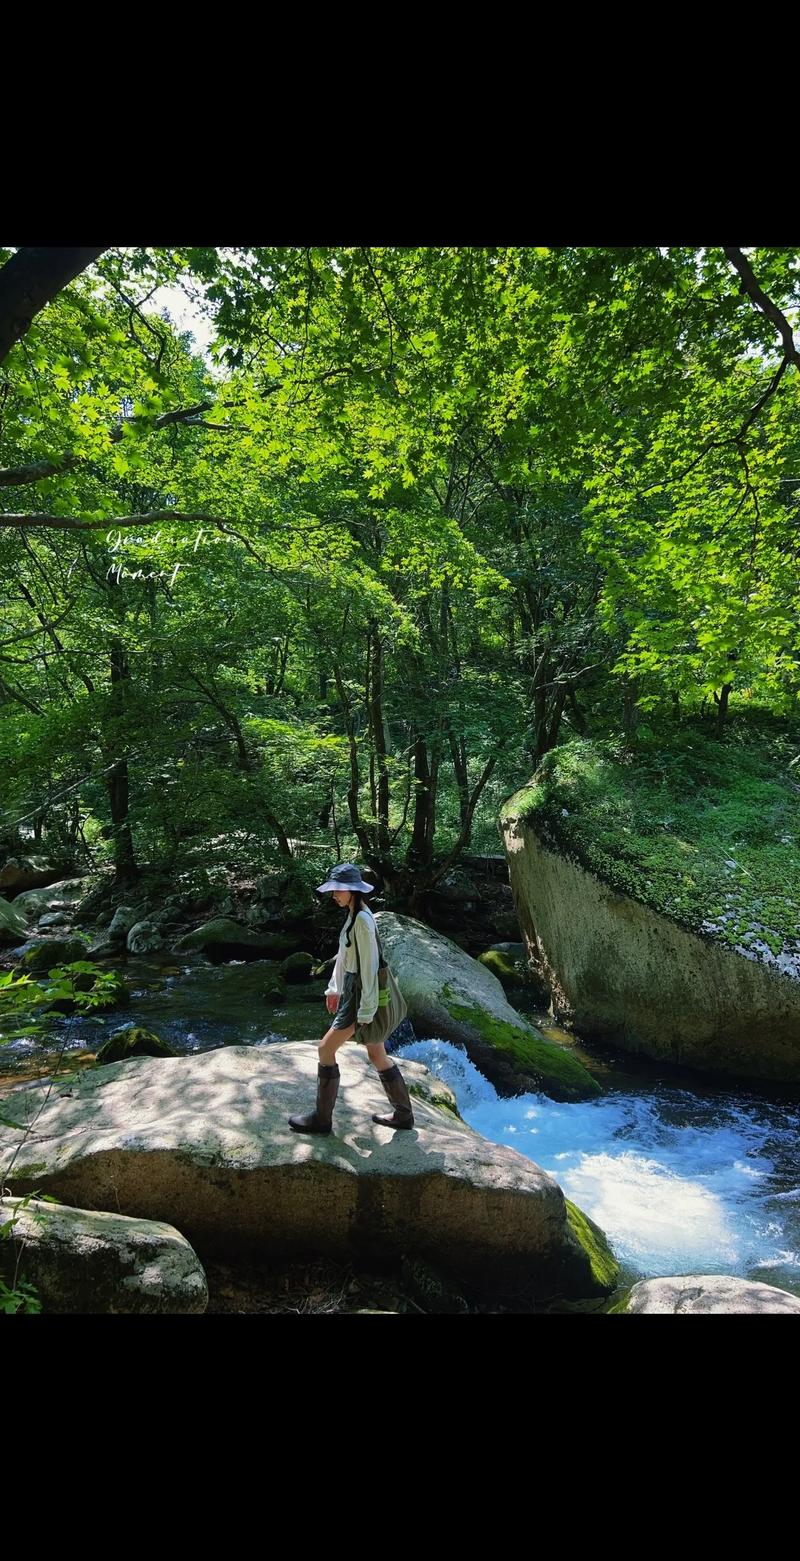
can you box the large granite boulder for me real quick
[0,1196,208,1313]
[0,1043,617,1300]
[0,860,71,896]
[500,801,800,1085]
[373,912,600,1102]
[618,1276,800,1314]
[10,879,85,919]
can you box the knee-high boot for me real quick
[372,1063,414,1129]
[289,1062,340,1134]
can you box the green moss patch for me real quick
[477,949,525,988]
[564,1199,620,1294]
[408,1082,463,1120]
[441,984,601,1099]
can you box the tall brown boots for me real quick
[288,1062,340,1134]
[373,1063,415,1130]
[288,1060,415,1134]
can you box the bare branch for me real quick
[0,401,214,489]
[0,510,243,533]
[723,247,800,372]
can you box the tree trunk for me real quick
[567,682,587,735]
[408,729,436,874]
[0,247,107,366]
[448,727,470,836]
[369,625,391,855]
[622,677,639,743]
[715,680,732,738]
[106,637,138,886]
[331,658,373,860]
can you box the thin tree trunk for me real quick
[567,682,587,735]
[448,727,470,834]
[715,680,732,738]
[408,730,434,872]
[622,677,639,743]
[331,658,373,859]
[369,625,391,854]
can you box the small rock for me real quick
[95,1025,177,1064]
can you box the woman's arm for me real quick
[354,911,379,1023]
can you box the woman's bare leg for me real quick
[319,1023,355,1065]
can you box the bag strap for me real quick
[351,909,386,990]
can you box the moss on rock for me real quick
[477,949,525,988]
[502,726,800,972]
[564,1199,620,1293]
[95,1025,177,1064]
[441,984,601,1100]
[20,938,86,973]
[279,951,315,983]
[408,1081,463,1120]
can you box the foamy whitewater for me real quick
[396,1039,800,1294]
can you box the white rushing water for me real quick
[395,1038,800,1294]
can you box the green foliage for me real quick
[0,1276,42,1314]
[0,960,125,1045]
[1,245,798,896]
[0,1193,49,1315]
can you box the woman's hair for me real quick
[343,890,364,947]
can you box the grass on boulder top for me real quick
[501,716,800,970]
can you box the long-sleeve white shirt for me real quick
[324,907,380,1023]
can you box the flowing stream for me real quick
[3,949,798,1297]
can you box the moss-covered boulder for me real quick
[477,947,527,988]
[564,1200,619,1293]
[279,951,315,984]
[373,912,600,1101]
[407,1076,462,1120]
[11,879,85,918]
[174,918,300,961]
[95,1025,177,1064]
[19,938,87,973]
[501,731,800,1084]
[0,860,69,896]
[0,894,28,947]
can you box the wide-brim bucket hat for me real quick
[316,862,375,895]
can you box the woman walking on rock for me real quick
[288,862,414,1135]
